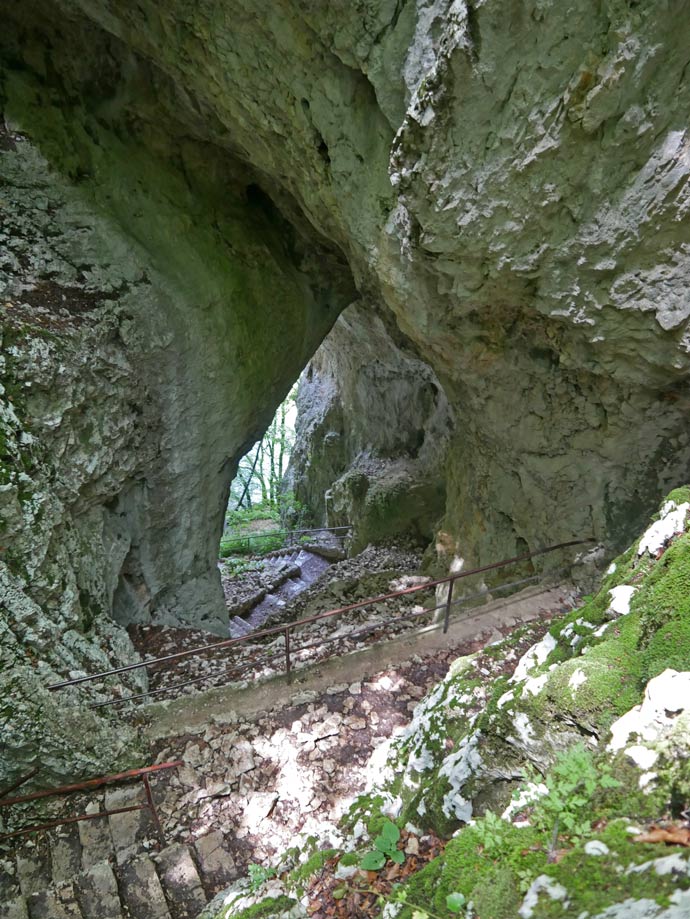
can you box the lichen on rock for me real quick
[216,489,690,918]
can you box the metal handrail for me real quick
[48,539,591,704]
[90,572,544,709]
[0,761,182,843]
[220,524,352,552]
[222,525,352,542]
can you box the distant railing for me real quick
[0,761,181,843]
[47,539,593,709]
[219,524,352,556]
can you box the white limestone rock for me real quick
[638,502,690,556]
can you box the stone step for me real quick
[0,855,20,902]
[0,896,28,919]
[50,824,82,884]
[78,807,116,871]
[192,830,237,896]
[228,617,253,638]
[73,862,124,919]
[104,785,156,867]
[0,806,232,919]
[27,882,83,919]
[119,854,172,919]
[154,844,207,919]
[15,843,51,898]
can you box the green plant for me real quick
[472,809,512,857]
[445,892,467,913]
[359,819,405,870]
[390,887,468,919]
[220,556,263,577]
[529,743,620,840]
[219,532,285,557]
[225,504,281,528]
[247,863,277,892]
[278,490,309,529]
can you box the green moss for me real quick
[338,852,359,868]
[537,614,644,734]
[394,807,687,919]
[591,757,669,821]
[535,821,689,916]
[474,674,511,731]
[213,895,297,919]
[397,823,546,918]
[470,866,521,919]
[634,531,690,680]
[287,848,337,889]
[662,485,690,506]
[546,543,646,665]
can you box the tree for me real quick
[229,385,297,513]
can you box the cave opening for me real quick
[220,382,302,563]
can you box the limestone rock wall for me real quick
[290,302,452,551]
[0,6,354,782]
[3,0,690,780]
[379,0,690,564]
[288,0,690,565]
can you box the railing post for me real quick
[284,628,292,679]
[141,773,166,847]
[443,578,454,634]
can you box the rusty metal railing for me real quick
[47,539,592,708]
[220,524,352,555]
[0,768,39,802]
[0,761,182,843]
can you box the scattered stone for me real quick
[404,837,419,856]
[584,841,610,857]
[244,793,279,826]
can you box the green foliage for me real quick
[220,503,284,557]
[445,892,466,913]
[360,818,404,870]
[471,810,512,856]
[529,743,620,840]
[219,495,310,558]
[219,556,262,577]
[247,863,277,893]
[226,505,281,528]
[219,532,285,558]
[278,491,309,529]
[228,385,300,515]
[342,793,389,837]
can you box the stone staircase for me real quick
[0,784,237,919]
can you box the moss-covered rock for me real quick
[207,490,690,919]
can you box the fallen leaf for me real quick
[634,825,690,847]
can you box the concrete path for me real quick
[139,583,573,742]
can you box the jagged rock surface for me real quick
[0,781,237,919]
[202,490,690,919]
[288,303,452,551]
[3,1,690,781]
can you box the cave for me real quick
[2,4,690,915]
